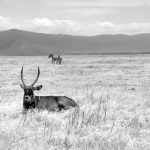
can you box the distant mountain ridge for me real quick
[0,29,150,55]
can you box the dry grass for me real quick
[0,55,150,150]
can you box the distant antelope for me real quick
[48,54,62,64]
[20,66,78,112]
[57,56,62,64]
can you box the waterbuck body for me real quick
[24,95,77,111]
[48,54,62,64]
[20,67,77,112]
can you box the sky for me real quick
[0,0,150,35]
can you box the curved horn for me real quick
[30,66,40,87]
[21,66,26,87]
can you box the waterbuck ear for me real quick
[33,85,43,91]
[20,84,25,89]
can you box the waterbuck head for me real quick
[20,66,43,104]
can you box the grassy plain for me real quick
[0,55,150,150]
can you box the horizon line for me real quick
[1,28,150,37]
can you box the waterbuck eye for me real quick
[25,89,32,93]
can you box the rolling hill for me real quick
[0,29,150,55]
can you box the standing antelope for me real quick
[20,66,78,112]
[48,54,62,64]
[57,56,62,64]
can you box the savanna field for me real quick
[0,55,150,150]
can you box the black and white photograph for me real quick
[0,0,150,149]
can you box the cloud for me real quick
[24,18,86,35]
[120,23,150,33]
[0,16,150,35]
[0,16,19,30]
[0,16,12,29]
[23,18,150,35]
[31,18,53,26]
[68,0,150,7]
[32,0,150,8]
[0,0,149,26]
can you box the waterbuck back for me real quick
[35,96,77,111]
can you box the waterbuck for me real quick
[20,66,78,112]
[48,54,62,64]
